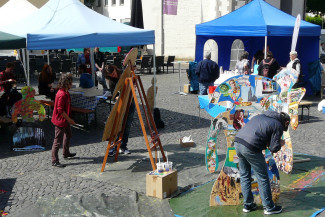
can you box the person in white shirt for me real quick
[235,51,250,75]
[286,51,301,88]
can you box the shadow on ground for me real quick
[0,178,16,211]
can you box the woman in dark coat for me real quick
[38,64,56,100]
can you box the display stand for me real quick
[101,49,166,172]
[172,61,188,95]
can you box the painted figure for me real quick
[233,109,245,130]
[11,86,46,123]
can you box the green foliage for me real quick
[305,15,324,27]
[306,0,325,15]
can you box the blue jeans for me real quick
[199,82,214,95]
[234,142,274,210]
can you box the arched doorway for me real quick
[203,39,218,63]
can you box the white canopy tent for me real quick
[0,0,157,106]
[0,0,37,27]
[0,0,37,56]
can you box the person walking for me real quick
[234,110,290,215]
[51,74,76,168]
[195,52,219,95]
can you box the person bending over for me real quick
[234,111,290,215]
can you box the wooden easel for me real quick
[101,50,166,172]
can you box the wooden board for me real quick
[12,126,46,151]
[205,111,230,174]
[207,75,281,206]
[263,87,305,173]
[112,63,132,99]
[102,49,137,141]
[11,86,46,123]
[210,128,280,206]
[123,48,138,67]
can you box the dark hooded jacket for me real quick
[234,110,284,153]
[195,59,219,83]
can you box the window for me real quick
[112,0,116,6]
[120,0,124,5]
[96,0,101,7]
[105,0,108,6]
[203,39,218,63]
[230,39,244,70]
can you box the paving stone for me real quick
[0,72,324,216]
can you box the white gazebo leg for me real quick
[153,44,156,109]
[26,50,30,86]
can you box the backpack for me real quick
[154,108,165,129]
[262,58,273,77]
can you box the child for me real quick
[51,74,76,168]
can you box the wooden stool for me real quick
[299,100,313,121]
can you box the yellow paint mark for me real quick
[229,150,236,162]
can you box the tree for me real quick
[306,0,325,16]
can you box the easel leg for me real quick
[101,141,112,172]
[129,78,157,170]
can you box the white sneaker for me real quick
[119,148,131,154]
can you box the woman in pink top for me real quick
[51,74,76,168]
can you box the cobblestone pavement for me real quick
[0,71,325,216]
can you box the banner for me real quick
[163,0,178,15]
[291,14,301,52]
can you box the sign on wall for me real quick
[163,0,178,15]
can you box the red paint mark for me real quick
[289,167,325,190]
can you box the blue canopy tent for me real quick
[195,0,321,94]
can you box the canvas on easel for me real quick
[101,48,166,172]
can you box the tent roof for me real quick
[0,0,38,27]
[0,0,154,50]
[196,0,320,37]
[0,31,25,49]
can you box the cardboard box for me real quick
[184,84,190,93]
[146,170,178,199]
[179,139,195,147]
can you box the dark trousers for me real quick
[51,124,72,163]
[121,101,135,149]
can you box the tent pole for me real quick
[153,44,156,109]
[47,50,50,65]
[264,36,267,59]
[90,48,96,86]
[26,50,30,86]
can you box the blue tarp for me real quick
[195,0,321,94]
[0,0,155,50]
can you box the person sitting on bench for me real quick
[0,62,22,117]
[79,64,94,88]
